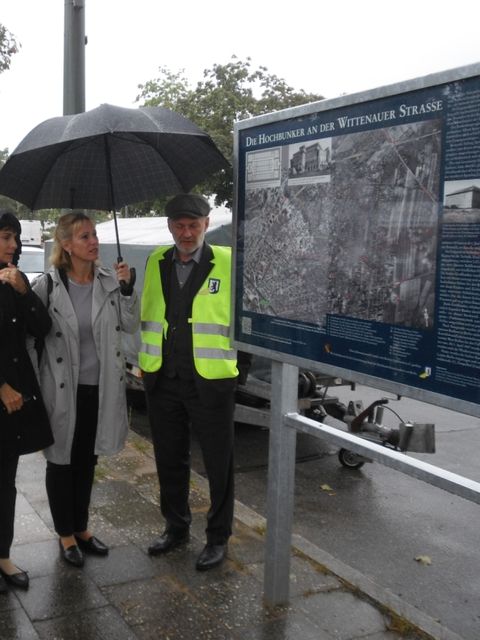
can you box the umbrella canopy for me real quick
[0,103,229,212]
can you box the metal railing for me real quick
[264,362,480,605]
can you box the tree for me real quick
[0,23,19,170]
[0,24,19,74]
[137,56,324,208]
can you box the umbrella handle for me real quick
[118,258,136,295]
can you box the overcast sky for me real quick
[0,0,479,152]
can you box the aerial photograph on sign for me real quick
[242,119,441,330]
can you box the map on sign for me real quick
[242,120,440,330]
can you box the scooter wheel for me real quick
[338,448,365,469]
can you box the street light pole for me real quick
[63,0,86,115]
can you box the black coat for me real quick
[0,273,53,454]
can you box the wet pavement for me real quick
[1,430,460,640]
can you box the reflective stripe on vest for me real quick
[194,347,237,360]
[141,320,163,333]
[192,322,230,337]
[140,343,162,357]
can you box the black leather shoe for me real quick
[0,574,8,593]
[195,543,227,571]
[75,535,109,556]
[59,539,84,567]
[0,567,29,590]
[148,530,189,556]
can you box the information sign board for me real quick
[233,63,480,416]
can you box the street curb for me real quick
[191,468,463,640]
[289,535,464,640]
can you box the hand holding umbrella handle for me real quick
[116,257,136,296]
[120,267,136,295]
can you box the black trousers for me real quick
[146,375,235,545]
[0,442,19,558]
[46,385,98,537]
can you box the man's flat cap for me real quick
[165,194,211,219]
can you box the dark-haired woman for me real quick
[0,210,53,593]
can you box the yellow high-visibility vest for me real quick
[139,245,238,379]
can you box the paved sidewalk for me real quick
[1,431,458,640]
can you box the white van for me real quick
[18,245,45,283]
[20,220,42,246]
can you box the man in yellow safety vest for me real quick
[140,193,247,571]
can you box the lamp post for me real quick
[63,0,86,115]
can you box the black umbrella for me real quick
[0,103,229,261]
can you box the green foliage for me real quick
[0,24,20,74]
[0,23,19,177]
[137,56,323,208]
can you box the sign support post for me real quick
[264,361,298,605]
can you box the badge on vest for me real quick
[208,278,221,293]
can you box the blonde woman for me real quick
[32,212,139,567]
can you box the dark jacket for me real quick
[0,271,53,454]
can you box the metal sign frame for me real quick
[232,62,480,417]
